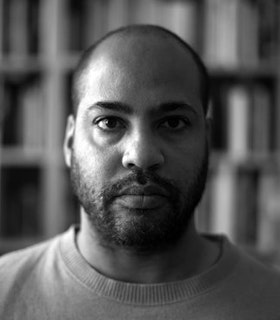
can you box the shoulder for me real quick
[235,248,280,290]
[0,235,61,265]
[218,236,280,288]
[0,235,61,292]
[222,240,280,316]
[205,236,280,318]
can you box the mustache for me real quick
[99,168,180,204]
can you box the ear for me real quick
[205,102,213,148]
[63,115,75,168]
[205,114,213,150]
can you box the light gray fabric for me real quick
[0,226,280,319]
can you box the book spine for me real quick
[6,0,28,56]
[129,0,158,25]
[0,0,3,58]
[210,162,237,241]
[250,85,271,153]
[238,0,259,66]
[257,170,280,252]
[21,80,44,149]
[204,0,239,67]
[84,0,107,47]
[226,85,250,159]
[106,0,129,33]
[234,167,259,245]
[159,0,198,47]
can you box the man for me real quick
[0,25,280,319]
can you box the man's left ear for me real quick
[205,116,212,148]
[63,115,75,168]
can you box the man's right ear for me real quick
[63,115,75,168]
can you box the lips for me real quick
[117,185,169,197]
[113,185,169,209]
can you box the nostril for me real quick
[150,163,161,171]
[122,137,164,171]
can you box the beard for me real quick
[70,145,209,253]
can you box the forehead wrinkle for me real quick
[149,101,198,116]
[88,101,133,115]
[87,100,197,118]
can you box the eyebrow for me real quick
[88,101,197,115]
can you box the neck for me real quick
[77,210,220,284]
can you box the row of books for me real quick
[0,167,41,237]
[1,0,278,68]
[196,163,280,252]
[2,77,45,149]
[1,161,280,250]
[1,0,40,56]
[203,0,278,67]
[0,167,79,238]
[68,0,198,51]
[70,0,277,67]
[211,83,274,158]
[0,77,275,154]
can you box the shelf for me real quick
[0,0,280,259]
[0,54,80,73]
[0,56,44,74]
[0,147,45,166]
[0,237,45,255]
[210,152,280,170]
[209,63,278,79]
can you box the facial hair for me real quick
[70,145,209,253]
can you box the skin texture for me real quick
[64,31,219,283]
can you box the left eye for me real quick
[95,117,124,131]
[160,117,189,130]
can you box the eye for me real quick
[159,117,190,130]
[94,117,125,131]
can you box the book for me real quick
[2,81,19,145]
[203,0,239,67]
[0,0,3,58]
[129,0,158,25]
[106,0,129,33]
[210,162,237,241]
[204,0,261,67]
[158,0,198,47]
[0,167,40,237]
[1,0,39,55]
[238,0,259,66]
[210,82,228,151]
[250,85,272,153]
[27,0,39,54]
[257,170,280,252]
[234,167,259,245]
[84,0,107,48]
[258,0,279,63]
[195,170,214,233]
[2,78,44,148]
[3,0,28,56]
[226,85,250,159]
[20,79,44,149]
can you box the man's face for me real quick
[65,36,209,252]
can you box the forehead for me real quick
[78,35,202,114]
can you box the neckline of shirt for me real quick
[59,226,239,306]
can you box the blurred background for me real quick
[0,0,280,266]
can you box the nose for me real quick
[122,128,164,171]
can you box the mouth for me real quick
[113,185,169,210]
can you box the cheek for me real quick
[74,136,122,185]
[164,137,207,177]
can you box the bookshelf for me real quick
[0,0,280,265]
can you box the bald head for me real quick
[72,25,210,115]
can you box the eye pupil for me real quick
[105,118,117,128]
[167,118,180,128]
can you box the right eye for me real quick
[94,117,125,132]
